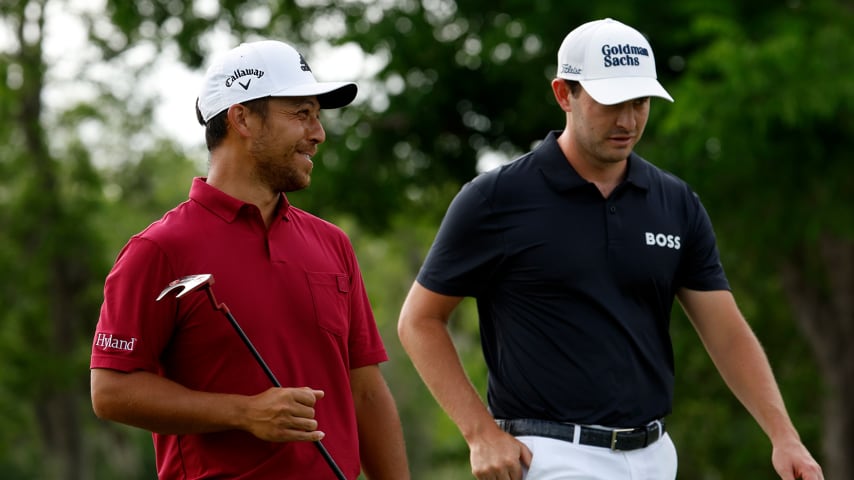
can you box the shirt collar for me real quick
[537,131,588,192]
[624,152,652,191]
[188,177,291,223]
[537,131,651,193]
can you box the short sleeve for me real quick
[417,178,505,297]
[676,192,730,291]
[90,237,178,373]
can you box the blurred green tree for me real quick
[0,0,850,478]
[657,6,853,478]
[0,1,106,477]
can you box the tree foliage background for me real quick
[1,0,851,478]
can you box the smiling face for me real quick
[248,96,326,193]
[567,87,650,167]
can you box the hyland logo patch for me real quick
[94,333,138,352]
[601,43,649,68]
[224,67,265,90]
[645,232,681,250]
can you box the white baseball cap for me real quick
[197,40,358,123]
[556,18,673,105]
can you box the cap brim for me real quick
[581,77,674,105]
[272,82,358,109]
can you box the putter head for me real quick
[156,274,214,301]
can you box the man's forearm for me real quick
[706,323,800,444]
[91,368,246,434]
[354,387,410,479]
[398,315,496,443]
[351,365,409,479]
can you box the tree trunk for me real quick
[16,2,85,479]
[781,234,854,480]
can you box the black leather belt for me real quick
[496,418,665,451]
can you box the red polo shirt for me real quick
[91,178,388,479]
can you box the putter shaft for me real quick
[158,275,347,480]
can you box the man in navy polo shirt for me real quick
[398,18,822,480]
[90,40,409,479]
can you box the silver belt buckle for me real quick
[610,428,635,450]
[650,420,661,439]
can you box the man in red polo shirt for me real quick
[90,40,409,479]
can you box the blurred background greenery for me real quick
[1,0,851,478]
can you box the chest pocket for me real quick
[306,272,350,337]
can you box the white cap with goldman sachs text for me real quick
[197,40,358,123]
[556,18,673,105]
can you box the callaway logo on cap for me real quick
[197,40,358,123]
[556,18,673,105]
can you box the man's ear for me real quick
[226,104,254,138]
[551,79,572,113]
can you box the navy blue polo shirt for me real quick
[417,131,730,427]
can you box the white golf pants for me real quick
[518,432,678,480]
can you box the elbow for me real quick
[396,314,408,342]
[90,383,112,421]
[398,307,448,350]
[90,368,122,421]
[91,398,111,421]
[397,311,417,349]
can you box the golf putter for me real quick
[157,274,347,480]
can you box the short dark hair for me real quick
[564,80,582,98]
[195,97,271,151]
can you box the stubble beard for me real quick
[250,136,312,194]
[577,132,634,167]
